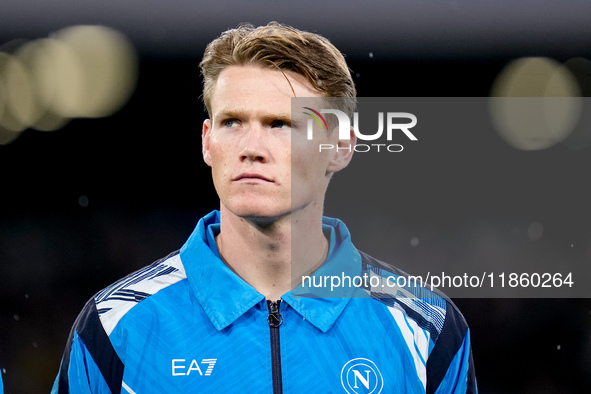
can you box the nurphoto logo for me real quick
[340,358,384,394]
[303,107,417,153]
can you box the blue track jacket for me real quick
[52,210,477,393]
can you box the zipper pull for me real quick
[267,300,283,327]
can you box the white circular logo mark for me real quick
[340,358,383,394]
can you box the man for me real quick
[53,23,477,393]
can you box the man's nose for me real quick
[239,125,268,162]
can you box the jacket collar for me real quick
[284,216,363,332]
[180,211,362,333]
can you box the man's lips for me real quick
[233,173,273,182]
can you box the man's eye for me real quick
[271,120,287,129]
[223,119,238,127]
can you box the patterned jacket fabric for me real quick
[52,210,477,393]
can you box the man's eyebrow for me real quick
[213,109,245,120]
[270,114,293,125]
[214,110,295,125]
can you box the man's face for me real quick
[202,65,349,221]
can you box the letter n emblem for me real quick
[340,358,384,393]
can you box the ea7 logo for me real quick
[172,359,217,376]
[341,358,383,394]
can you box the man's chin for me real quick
[224,204,291,225]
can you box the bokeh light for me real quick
[3,53,37,131]
[16,39,70,132]
[0,25,137,145]
[490,57,582,151]
[0,53,29,133]
[52,25,138,118]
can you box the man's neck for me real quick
[215,205,328,300]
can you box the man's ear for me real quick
[327,126,356,174]
[202,119,212,167]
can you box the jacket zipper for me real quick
[267,300,283,394]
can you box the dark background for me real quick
[1,1,591,392]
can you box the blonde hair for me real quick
[199,22,356,117]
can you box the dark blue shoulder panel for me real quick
[359,249,477,393]
[57,298,124,394]
[425,301,468,393]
